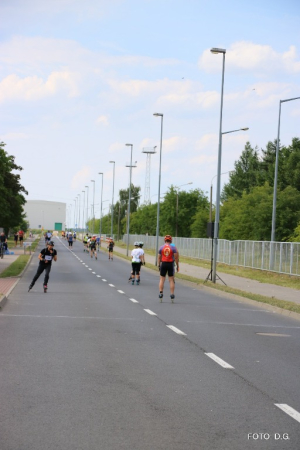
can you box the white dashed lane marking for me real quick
[205,353,234,369]
[129,298,139,303]
[118,290,125,294]
[144,309,157,316]
[166,325,186,336]
[102,279,107,282]
[109,284,115,287]
[275,404,300,423]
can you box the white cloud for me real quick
[199,42,300,74]
[96,115,109,126]
[0,71,80,103]
[1,132,30,140]
[71,166,92,189]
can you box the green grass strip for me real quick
[112,246,300,315]
[0,255,30,278]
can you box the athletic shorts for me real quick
[160,261,174,277]
[131,262,140,275]
[108,247,113,252]
[90,245,96,250]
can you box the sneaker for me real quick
[170,294,175,303]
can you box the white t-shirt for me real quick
[131,248,143,263]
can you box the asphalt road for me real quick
[0,238,299,450]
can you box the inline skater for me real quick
[108,238,114,261]
[130,242,145,285]
[157,235,179,302]
[90,235,97,259]
[28,241,57,292]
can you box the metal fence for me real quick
[123,234,300,277]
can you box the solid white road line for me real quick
[129,298,139,303]
[275,404,300,423]
[205,353,234,369]
[118,290,125,294]
[166,325,187,336]
[144,309,157,316]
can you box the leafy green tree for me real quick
[220,183,300,241]
[0,142,28,234]
[159,187,209,237]
[222,142,261,200]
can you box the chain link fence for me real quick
[123,234,300,276]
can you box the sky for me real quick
[1,0,300,227]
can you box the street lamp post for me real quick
[272,96,300,243]
[174,182,193,237]
[91,180,95,234]
[153,112,163,265]
[82,190,85,236]
[77,194,81,232]
[85,185,89,233]
[210,47,226,283]
[210,171,232,222]
[98,173,103,244]
[73,198,77,230]
[270,96,300,268]
[125,144,133,256]
[212,127,249,283]
[109,161,115,238]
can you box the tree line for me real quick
[88,137,300,243]
[0,142,28,234]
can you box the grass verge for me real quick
[113,245,300,315]
[114,241,300,290]
[0,255,31,278]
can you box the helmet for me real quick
[164,235,172,242]
[139,242,144,248]
[48,241,55,246]
[134,241,139,246]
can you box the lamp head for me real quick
[241,127,249,131]
[210,47,226,54]
[125,143,132,147]
[109,160,115,163]
[153,112,163,117]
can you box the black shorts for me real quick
[108,248,113,252]
[160,262,174,277]
[90,245,96,250]
[131,262,140,275]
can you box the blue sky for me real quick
[1,0,299,227]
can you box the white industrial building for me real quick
[24,200,66,231]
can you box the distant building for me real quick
[24,200,66,231]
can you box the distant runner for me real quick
[158,235,179,302]
[28,241,57,293]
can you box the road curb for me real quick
[0,278,20,310]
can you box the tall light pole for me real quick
[73,198,77,230]
[77,194,81,231]
[98,172,103,241]
[91,180,95,234]
[212,126,248,283]
[271,97,300,241]
[153,112,163,265]
[85,185,89,233]
[210,171,232,222]
[125,144,133,256]
[109,161,115,238]
[82,190,85,235]
[174,182,193,237]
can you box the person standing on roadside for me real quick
[157,235,179,302]
[14,231,19,247]
[0,232,8,254]
[28,241,57,292]
[18,229,24,247]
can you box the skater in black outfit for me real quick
[28,241,57,292]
